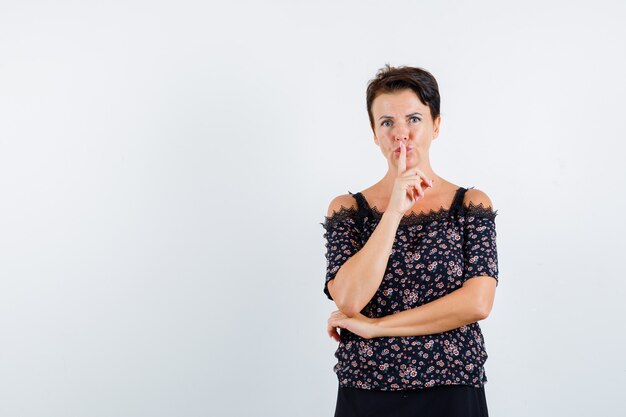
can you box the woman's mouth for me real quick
[394,147,413,154]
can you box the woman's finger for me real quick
[415,184,424,199]
[397,142,406,174]
[398,163,436,201]
[400,168,434,189]
[400,166,423,177]
[327,322,340,341]
[401,174,430,186]
[410,186,418,202]
[400,177,426,199]
[415,180,425,198]
[401,169,433,187]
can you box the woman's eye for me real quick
[410,117,421,123]
[381,120,391,127]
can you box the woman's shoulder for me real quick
[326,193,358,218]
[462,187,494,210]
[461,187,498,219]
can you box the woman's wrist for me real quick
[382,210,403,225]
[369,317,385,339]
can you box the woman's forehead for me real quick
[372,90,429,115]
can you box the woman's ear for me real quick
[433,115,441,139]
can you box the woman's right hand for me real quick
[386,142,433,217]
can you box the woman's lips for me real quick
[394,147,413,153]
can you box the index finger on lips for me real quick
[397,142,406,174]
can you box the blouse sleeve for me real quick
[462,205,499,286]
[321,207,363,301]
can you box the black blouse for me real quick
[321,187,499,391]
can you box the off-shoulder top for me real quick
[321,186,499,391]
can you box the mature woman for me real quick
[321,65,499,417]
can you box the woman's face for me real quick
[371,89,440,169]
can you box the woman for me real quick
[321,65,499,417]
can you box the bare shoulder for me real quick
[463,188,494,209]
[326,193,358,217]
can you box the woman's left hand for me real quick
[327,310,379,341]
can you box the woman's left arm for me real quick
[371,276,496,337]
[327,277,495,340]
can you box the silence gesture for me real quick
[386,142,433,217]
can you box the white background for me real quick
[1,1,625,416]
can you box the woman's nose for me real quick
[393,131,409,142]
[393,124,409,141]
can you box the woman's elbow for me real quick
[464,276,496,320]
[475,296,495,320]
[328,281,361,317]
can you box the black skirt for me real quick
[333,384,489,417]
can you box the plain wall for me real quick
[1,0,625,416]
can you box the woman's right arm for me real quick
[328,143,432,317]
[327,196,403,317]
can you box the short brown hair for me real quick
[366,64,441,131]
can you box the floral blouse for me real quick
[321,187,499,391]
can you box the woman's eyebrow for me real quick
[379,112,423,120]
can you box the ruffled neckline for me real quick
[322,201,497,228]
[367,201,497,226]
